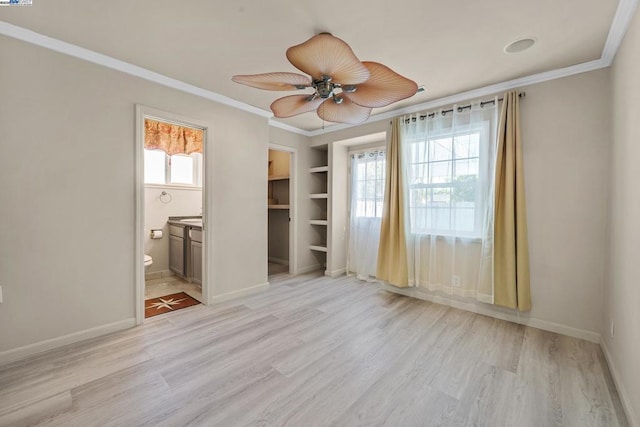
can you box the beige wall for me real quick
[604,5,640,425]
[518,69,611,335]
[311,68,612,338]
[0,36,270,353]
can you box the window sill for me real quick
[410,233,483,244]
[144,183,202,191]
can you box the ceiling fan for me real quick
[232,33,418,125]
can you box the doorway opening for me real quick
[135,106,212,323]
[267,145,296,279]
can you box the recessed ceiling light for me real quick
[504,38,536,54]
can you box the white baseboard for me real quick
[268,257,289,266]
[296,265,324,275]
[210,282,270,304]
[325,268,346,278]
[0,318,136,366]
[144,269,174,281]
[383,285,601,343]
[601,340,638,427]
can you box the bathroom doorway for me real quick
[267,144,296,279]
[135,106,212,323]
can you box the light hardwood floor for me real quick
[0,273,628,426]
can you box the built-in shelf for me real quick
[309,220,328,226]
[309,244,328,253]
[268,175,290,181]
[268,204,290,210]
[309,193,328,199]
[310,166,329,173]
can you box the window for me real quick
[144,149,202,187]
[351,150,386,218]
[407,127,487,237]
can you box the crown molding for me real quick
[602,0,638,65]
[0,21,272,119]
[1,0,636,137]
[306,58,609,137]
[268,118,313,137]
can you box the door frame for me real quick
[268,143,297,276]
[134,105,213,325]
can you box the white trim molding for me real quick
[269,118,312,137]
[296,265,325,275]
[325,268,346,278]
[601,341,639,427]
[268,142,299,276]
[306,58,610,137]
[383,285,601,343]
[602,0,639,64]
[135,105,214,322]
[210,282,270,304]
[0,21,271,119]
[0,0,636,136]
[0,318,136,367]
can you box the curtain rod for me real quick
[399,92,526,123]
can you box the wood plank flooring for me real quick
[0,273,628,426]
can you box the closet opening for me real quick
[267,145,296,279]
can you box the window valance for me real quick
[144,119,203,155]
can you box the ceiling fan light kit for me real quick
[232,33,418,125]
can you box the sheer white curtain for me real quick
[400,100,498,302]
[347,150,385,281]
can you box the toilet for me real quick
[144,254,153,272]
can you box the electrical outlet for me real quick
[452,275,461,287]
[610,320,615,338]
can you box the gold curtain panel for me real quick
[144,119,203,155]
[493,91,531,311]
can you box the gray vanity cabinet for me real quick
[189,229,203,285]
[169,225,186,277]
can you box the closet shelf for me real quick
[268,204,290,210]
[309,220,328,226]
[310,166,329,173]
[309,244,328,253]
[268,175,290,181]
[309,193,328,199]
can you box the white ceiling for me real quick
[0,0,620,132]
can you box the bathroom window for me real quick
[144,149,202,187]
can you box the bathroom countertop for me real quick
[167,216,203,230]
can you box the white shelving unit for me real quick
[309,166,329,173]
[309,148,329,270]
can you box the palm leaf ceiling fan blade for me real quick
[231,72,311,90]
[317,97,372,125]
[344,62,419,108]
[286,33,370,84]
[231,33,419,125]
[271,94,324,118]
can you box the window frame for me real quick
[348,146,387,220]
[143,149,203,189]
[406,120,491,239]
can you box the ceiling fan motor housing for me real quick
[315,75,334,98]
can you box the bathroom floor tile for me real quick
[145,276,202,302]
